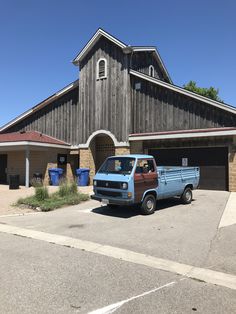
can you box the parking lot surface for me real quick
[0,190,235,313]
[1,232,236,314]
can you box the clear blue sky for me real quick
[0,0,236,127]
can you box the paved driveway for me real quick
[0,190,231,269]
[0,189,235,313]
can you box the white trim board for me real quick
[130,70,236,115]
[77,129,130,148]
[0,141,70,150]
[73,28,127,64]
[129,129,236,141]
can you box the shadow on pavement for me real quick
[92,205,140,218]
[91,197,193,218]
[156,197,189,211]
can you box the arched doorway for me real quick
[90,133,115,172]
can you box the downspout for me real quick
[25,146,30,188]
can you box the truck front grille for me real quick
[96,180,121,189]
[97,190,122,198]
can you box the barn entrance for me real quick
[90,134,115,172]
[149,147,228,191]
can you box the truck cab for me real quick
[91,154,199,215]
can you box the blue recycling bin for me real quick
[48,168,63,186]
[76,168,90,186]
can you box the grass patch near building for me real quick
[16,182,90,211]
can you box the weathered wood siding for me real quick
[5,87,79,145]
[131,52,168,82]
[131,76,236,134]
[78,37,131,143]
[4,36,236,146]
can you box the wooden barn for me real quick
[0,28,236,191]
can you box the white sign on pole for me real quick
[182,158,188,167]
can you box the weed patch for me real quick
[16,182,89,211]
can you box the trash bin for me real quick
[9,175,20,190]
[48,168,63,186]
[33,172,43,184]
[76,168,90,186]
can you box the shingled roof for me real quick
[0,131,70,146]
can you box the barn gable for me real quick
[75,34,131,144]
[72,28,171,83]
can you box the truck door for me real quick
[134,159,158,203]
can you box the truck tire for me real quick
[141,194,156,215]
[181,187,193,204]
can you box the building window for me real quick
[149,65,154,77]
[97,58,107,79]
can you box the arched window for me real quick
[97,58,107,79]
[149,65,155,77]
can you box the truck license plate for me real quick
[102,198,109,204]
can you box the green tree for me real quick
[183,80,223,102]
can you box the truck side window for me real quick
[136,159,155,174]
[147,160,155,172]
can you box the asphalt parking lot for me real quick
[0,190,236,313]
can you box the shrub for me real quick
[30,177,43,188]
[58,181,70,197]
[69,180,78,195]
[16,183,89,212]
[78,193,90,202]
[59,180,78,197]
[35,186,49,201]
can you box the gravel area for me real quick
[0,185,93,215]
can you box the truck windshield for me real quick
[98,157,135,175]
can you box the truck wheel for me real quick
[181,187,192,204]
[141,194,156,215]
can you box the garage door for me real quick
[149,147,228,191]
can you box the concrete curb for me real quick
[219,192,236,228]
[0,223,236,291]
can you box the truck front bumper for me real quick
[91,194,133,205]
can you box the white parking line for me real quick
[88,281,176,314]
[0,223,236,290]
[219,192,236,228]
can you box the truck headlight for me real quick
[93,180,97,186]
[121,182,128,190]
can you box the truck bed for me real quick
[156,166,200,200]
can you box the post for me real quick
[25,146,30,188]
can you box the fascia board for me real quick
[73,29,127,64]
[129,130,236,141]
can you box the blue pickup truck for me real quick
[91,154,200,215]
